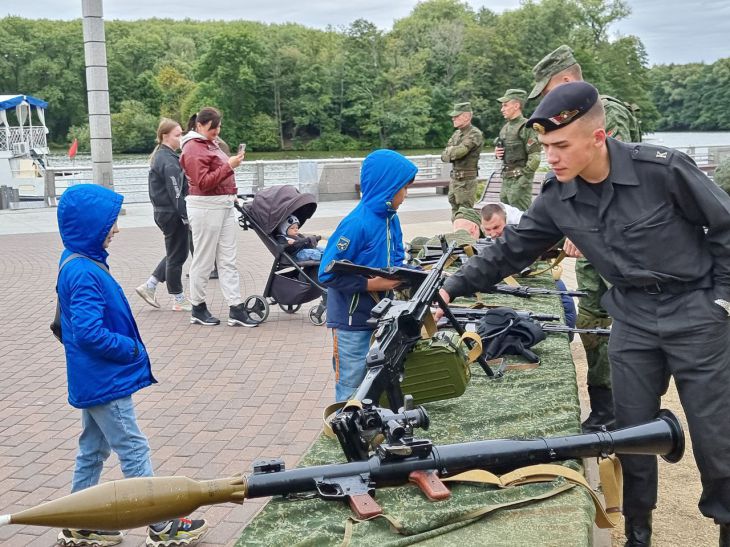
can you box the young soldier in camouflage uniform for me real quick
[441,102,484,220]
[529,44,642,434]
[495,89,542,211]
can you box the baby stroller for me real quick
[235,185,327,326]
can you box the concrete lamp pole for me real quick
[81,0,114,190]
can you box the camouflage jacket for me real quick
[601,95,641,143]
[441,125,484,176]
[499,115,542,178]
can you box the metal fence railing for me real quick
[38,146,729,208]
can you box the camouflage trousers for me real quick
[448,177,477,220]
[575,258,612,389]
[500,175,532,212]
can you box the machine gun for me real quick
[1,411,685,529]
[328,262,585,299]
[441,307,611,337]
[324,245,500,461]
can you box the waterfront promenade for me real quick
[0,194,458,546]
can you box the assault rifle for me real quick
[324,245,498,461]
[1,411,685,528]
[324,261,586,299]
[441,307,611,337]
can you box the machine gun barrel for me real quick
[492,284,587,298]
[2,411,684,530]
[540,323,611,336]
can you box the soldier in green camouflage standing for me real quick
[529,45,641,434]
[495,89,542,211]
[441,102,484,220]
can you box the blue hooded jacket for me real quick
[319,150,417,330]
[57,184,156,409]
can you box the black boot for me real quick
[228,303,259,328]
[720,523,730,547]
[581,385,616,432]
[625,513,652,547]
[190,302,220,326]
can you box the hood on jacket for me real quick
[359,150,418,216]
[57,184,124,262]
[181,130,207,149]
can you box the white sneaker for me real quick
[172,296,193,312]
[135,284,160,308]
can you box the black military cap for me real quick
[526,81,599,134]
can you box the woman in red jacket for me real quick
[180,107,257,327]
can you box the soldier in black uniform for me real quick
[437,82,730,547]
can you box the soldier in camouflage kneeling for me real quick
[441,102,484,220]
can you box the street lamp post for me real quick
[81,0,114,190]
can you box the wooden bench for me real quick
[355,177,450,196]
[476,170,547,206]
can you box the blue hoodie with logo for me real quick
[57,184,156,409]
[318,150,418,330]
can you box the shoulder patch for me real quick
[336,236,350,251]
[630,144,673,165]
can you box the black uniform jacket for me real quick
[443,138,730,319]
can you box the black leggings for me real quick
[151,212,190,295]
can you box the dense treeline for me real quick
[649,60,730,131]
[0,0,725,153]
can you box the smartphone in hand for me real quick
[238,143,247,155]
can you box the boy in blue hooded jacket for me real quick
[56,184,208,547]
[318,150,417,401]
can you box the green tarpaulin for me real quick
[237,273,594,546]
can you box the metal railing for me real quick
[0,127,48,152]
[39,146,729,208]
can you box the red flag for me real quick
[68,138,78,159]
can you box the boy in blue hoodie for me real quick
[56,184,208,547]
[319,150,417,401]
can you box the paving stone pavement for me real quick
[0,199,466,547]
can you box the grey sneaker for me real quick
[135,284,160,308]
[146,517,208,546]
[58,528,123,546]
[172,296,193,312]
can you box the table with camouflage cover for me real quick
[237,274,593,546]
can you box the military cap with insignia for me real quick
[497,89,527,104]
[529,45,578,99]
[449,102,472,117]
[526,81,599,135]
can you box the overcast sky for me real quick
[3,1,728,66]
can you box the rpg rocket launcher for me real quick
[1,411,685,528]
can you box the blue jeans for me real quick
[555,279,577,328]
[72,396,154,492]
[332,329,373,401]
[294,247,324,262]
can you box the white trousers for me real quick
[187,195,242,307]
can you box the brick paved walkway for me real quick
[0,203,459,547]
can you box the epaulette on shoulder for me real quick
[630,144,674,165]
[540,172,558,193]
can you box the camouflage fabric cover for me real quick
[714,157,730,194]
[237,276,593,547]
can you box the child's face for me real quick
[287,224,300,237]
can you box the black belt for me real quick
[628,278,713,295]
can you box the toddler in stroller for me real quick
[235,185,327,326]
[275,214,326,263]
